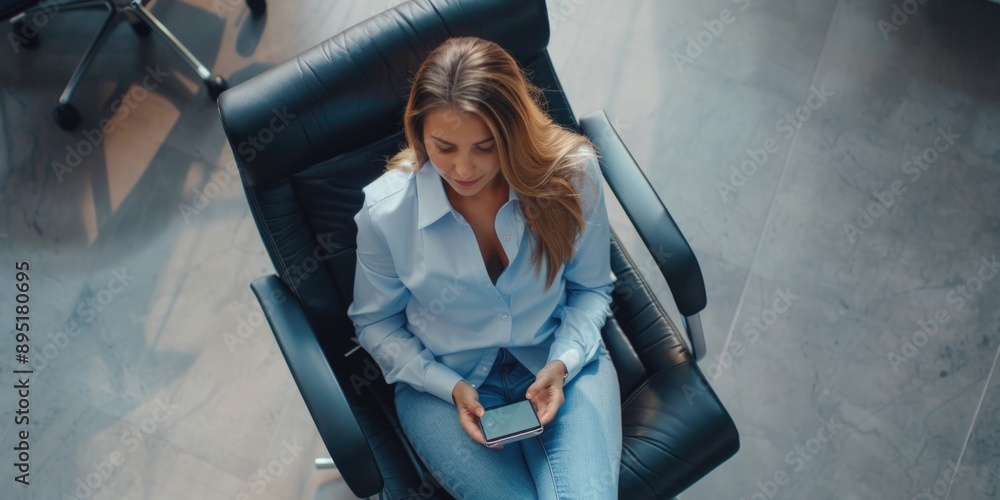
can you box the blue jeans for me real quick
[393,346,622,499]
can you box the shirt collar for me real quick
[415,159,519,229]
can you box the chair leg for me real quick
[126,0,228,99]
[47,0,119,130]
[315,457,338,470]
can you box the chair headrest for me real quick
[219,0,551,187]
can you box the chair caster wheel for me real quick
[130,20,151,37]
[11,20,40,50]
[206,76,228,100]
[53,103,81,131]
[246,0,265,17]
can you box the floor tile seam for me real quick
[721,0,858,355]
[944,342,1000,500]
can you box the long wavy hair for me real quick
[385,36,599,291]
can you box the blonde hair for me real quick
[385,36,599,291]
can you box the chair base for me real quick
[6,0,263,130]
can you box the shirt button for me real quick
[493,296,499,300]
[504,235,510,241]
[502,314,509,320]
[481,367,488,372]
[471,384,476,388]
[484,283,491,288]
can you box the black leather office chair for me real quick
[217,0,740,498]
[2,0,265,130]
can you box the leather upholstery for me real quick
[218,0,739,498]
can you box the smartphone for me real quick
[478,400,543,448]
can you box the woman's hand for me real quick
[452,380,504,449]
[526,360,567,426]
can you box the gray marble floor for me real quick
[1,0,998,499]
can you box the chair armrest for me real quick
[250,275,382,498]
[579,110,708,360]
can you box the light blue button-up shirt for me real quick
[347,146,616,405]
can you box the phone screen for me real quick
[480,400,541,442]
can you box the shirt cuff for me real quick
[549,344,585,385]
[423,362,466,406]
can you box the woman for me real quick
[347,36,622,499]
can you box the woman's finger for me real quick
[459,412,486,445]
[526,381,541,399]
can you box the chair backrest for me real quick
[218,0,577,362]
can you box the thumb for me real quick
[475,405,485,417]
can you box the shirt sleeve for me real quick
[346,194,466,405]
[546,151,616,385]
